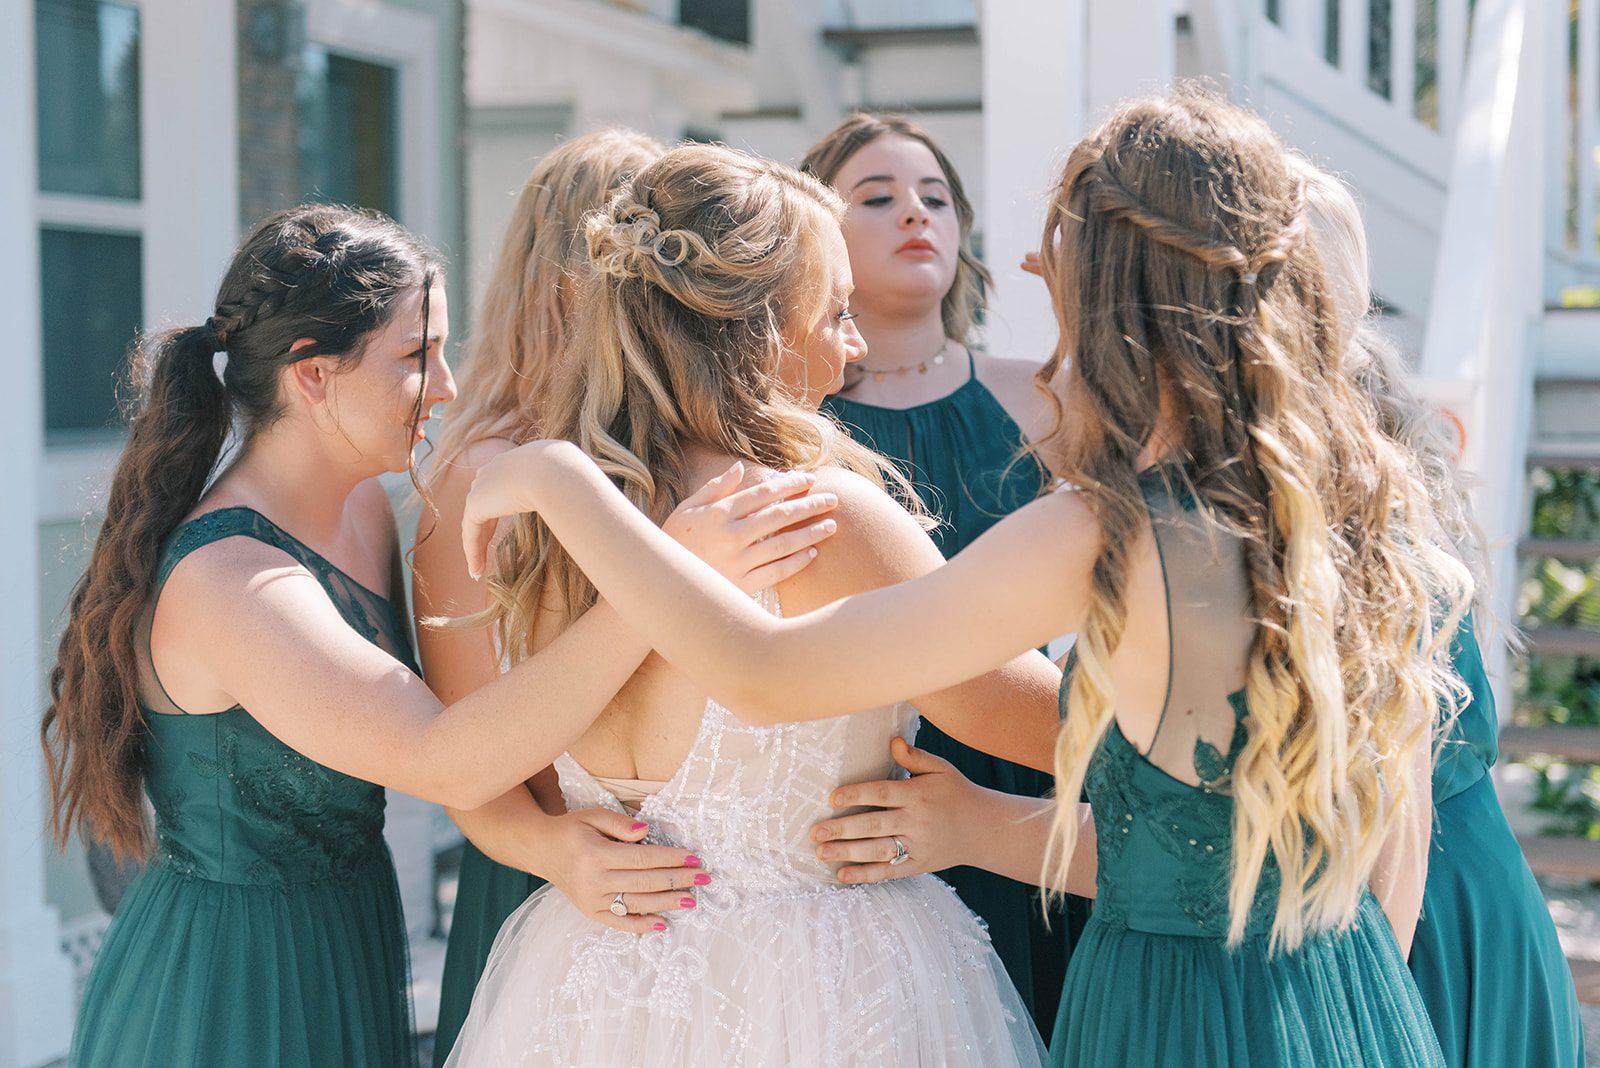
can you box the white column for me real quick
[143,0,241,321]
[1086,0,1175,121]
[1340,0,1371,86]
[0,0,74,1063]
[981,0,1087,364]
[1436,0,1467,132]
[1580,0,1599,262]
[1281,0,1323,59]
[1391,0,1418,118]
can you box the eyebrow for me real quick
[850,173,951,191]
[402,333,445,346]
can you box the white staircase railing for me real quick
[1549,0,1600,296]
[1416,0,1545,703]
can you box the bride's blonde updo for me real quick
[483,143,921,656]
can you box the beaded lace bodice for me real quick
[555,591,919,895]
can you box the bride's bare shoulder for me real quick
[775,467,946,613]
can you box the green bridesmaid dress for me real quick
[1408,613,1584,1066]
[1049,470,1446,1066]
[825,349,1085,1038]
[71,508,416,1067]
[432,847,539,1065]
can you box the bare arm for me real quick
[463,441,1099,727]
[773,469,1062,771]
[1368,721,1433,958]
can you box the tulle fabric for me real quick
[1409,775,1584,1067]
[448,873,1044,1067]
[1051,894,1442,1067]
[433,842,542,1066]
[71,858,414,1067]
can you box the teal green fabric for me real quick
[824,356,1083,1037]
[71,508,416,1067]
[1049,475,1446,1067]
[431,843,541,1067]
[1409,613,1583,1067]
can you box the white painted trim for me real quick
[1,0,75,1060]
[1437,0,1467,133]
[1391,0,1418,122]
[1339,0,1370,87]
[1579,0,1599,263]
[35,194,143,234]
[39,443,125,524]
[305,0,444,244]
[472,0,752,87]
[1255,21,1449,183]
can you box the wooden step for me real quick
[1499,725,1600,763]
[1518,538,1600,562]
[1523,627,1600,657]
[1569,958,1600,1005]
[1518,836,1600,881]
[1527,442,1600,469]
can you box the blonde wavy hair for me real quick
[483,143,922,657]
[1293,156,1488,602]
[800,113,992,344]
[1035,89,1472,951]
[431,128,664,473]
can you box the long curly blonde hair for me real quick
[1036,89,1471,950]
[1294,156,1488,603]
[431,128,664,473]
[482,144,920,657]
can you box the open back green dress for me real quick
[1409,613,1583,1066]
[1048,471,1446,1066]
[825,350,1084,1037]
[70,508,416,1067]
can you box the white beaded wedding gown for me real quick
[445,592,1046,1067]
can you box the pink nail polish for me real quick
[680,897,697,909]
[630,822,649,831]
[693,873,711,886]
[683,855,702,867]
[653,921,666,932]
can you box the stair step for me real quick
[1499,726,1600,763]
[1527,442,1600,469]
[1518,539,1600,562]
[1518,836,1600,880]
[1523,628,1600,657]
[1570,958,1600,1005]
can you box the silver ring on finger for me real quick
[610,892,628,917]
[890,836,911,866]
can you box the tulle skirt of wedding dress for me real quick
[445,873,1046,1067]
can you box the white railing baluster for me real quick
[1437,0,1467,131]
[1341,0,1370,86]
[1580,0,1600,261]
[1279,0,1322,57]
[1392,0,1418,118]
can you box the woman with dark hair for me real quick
[42,204,838,1066]
[801,113,1083,1034]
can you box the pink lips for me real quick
[896,237,936,256]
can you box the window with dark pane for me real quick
[1415,0,1439,128]
[1325,0,1340,66]
[35,0,141,199]
[40,228,142,438]
[1265,0,1280,24]
[1368,0,1393,98]
[680,0,750,45]
[297,46,399,219]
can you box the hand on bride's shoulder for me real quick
[773,466,947,615]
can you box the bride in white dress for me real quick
[445,144,1056,1066]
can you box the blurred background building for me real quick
[3,1,1597,1064]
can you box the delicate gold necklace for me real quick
[857,340,950,383]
